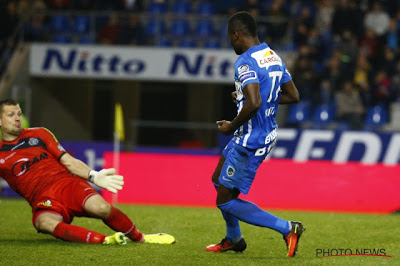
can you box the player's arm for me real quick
[279,80,299,104]
[60,153,124,194]
[59,153,92,179]
[217,83,261,135]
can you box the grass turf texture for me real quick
[0,198,398,265]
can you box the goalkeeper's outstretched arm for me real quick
[59,153,124,194]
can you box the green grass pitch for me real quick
[0,198,398,265]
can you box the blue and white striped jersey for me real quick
[233,42,292,149]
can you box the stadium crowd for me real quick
[0,0,399,130]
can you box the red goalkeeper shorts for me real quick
[32,177,99,225]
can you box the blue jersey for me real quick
[233,42,292,149]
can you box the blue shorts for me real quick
[219,139,274,194]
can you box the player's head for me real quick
[0,99,22,140]
[227,11,258,55]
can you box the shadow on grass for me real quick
[0,238,84,246]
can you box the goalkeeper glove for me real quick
[88,168,124,194]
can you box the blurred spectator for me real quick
[364,1,390,37]
[337,29,358,79]
[321,50,344,93]
[379,47,398,77]
[123,0,145,11]
[292,46,319,103]
[315,0,334,35]
[17,0,32,17]
[353,54,372,106]
[24,0,48,42]
[338,30,358,63]
[386,18,399,50]
[331,0,363,39]
[24,14,48,42]
[97,13,121,44]
[318,79,334,105]
[244,0,260,12]
[293,5,316,48]
[244,0,268,42]
[296,5,314,30]
[306,28,324,62]
[335,80,365,130]
[293,23,309,48]
[118,15,145,45]
[371,69,396,107]
[359,28,379,60]
[264,0,289,45]
[33,0,47,10]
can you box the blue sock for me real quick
[212,182,242,241]
[218,198,290,235]
[221,210,242,242]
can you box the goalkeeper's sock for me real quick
[53,222,106,243]
[103,206,144,242]
[218,199,291,235]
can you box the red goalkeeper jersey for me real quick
[0,128,73,205]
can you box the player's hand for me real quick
[216,120,235,135]
[231,91,238,104]
[91,168,124,194]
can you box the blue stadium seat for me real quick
[178,38,197,48]
[203,39,221,49]
[145,19,167,37]
[72,16,90,34]
[287,101,311,124]
[312,104,335,128]
[172,0,192,14]
[155,37,172,47]
[50,15,70,33]
[170,19,191,38]
[364,105,388,129]
[52,34,72,43]
[147,1,168,14]
[197,1,216,16]
[195,20,214,38]
[78,34,94,44]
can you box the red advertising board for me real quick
[103,152,400,214]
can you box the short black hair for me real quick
[0,99,19,114]
[228,11,258,37]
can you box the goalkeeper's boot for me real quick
[205,237,247,253]
[103,232,128,245]
[144,233,176,244]
[283,221,305,257]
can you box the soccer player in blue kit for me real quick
[205,11,304,257]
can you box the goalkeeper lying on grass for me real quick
[0,99,175,245]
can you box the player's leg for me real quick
[34,211,115,244]
[83,189,175,245]
[206,142,244,252]
[206,184,247,253]
[213,150,242,243]
[215,144,291,235]
[215,144,305,256]
[84,194,144,242]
